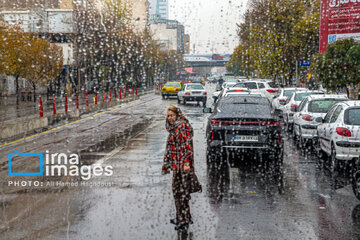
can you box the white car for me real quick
[216,87,250,101]
[283,90,325,130]
[272,88,307,111]
[293,95,348,144]
[177,83,207,106]
[240,80,278,100]
[316,101,360,171]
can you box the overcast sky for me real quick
[169,0,248,55]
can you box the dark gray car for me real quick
[204,96,283,165]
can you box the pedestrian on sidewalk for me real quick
[162,106,194,231]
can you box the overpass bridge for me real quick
[184,54,229,74]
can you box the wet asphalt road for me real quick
[44,83,360,240]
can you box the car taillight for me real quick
[291,104,298,112]
[279,99,286,103]
[203,92,207,95]
[162,88,166,91]
[234,89,244,92]
[211,131,214,142]
[278,133,282,144]
[176,89,180,91]
[301,114,313,121]
[266,89,277,93]
[185,92,190,95]
[336,127,352,137]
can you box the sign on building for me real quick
[320,0,360,53]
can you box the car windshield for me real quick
[243,82,258,89]
[284,90,295,97]
[295,92,323,101]
[187,85,204,90]
[165,82,180,87]
[308,99,345,113]
[345,108,360,125]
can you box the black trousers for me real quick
[172,171,192,223]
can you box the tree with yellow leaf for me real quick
[0,26,63,103]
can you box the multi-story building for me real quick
[148,0,168,19]
[184,34,190,54]
[149,17,184,53]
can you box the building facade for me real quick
[148,0,168,19]
[149,17,184,53]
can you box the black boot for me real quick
[170,218,178,225]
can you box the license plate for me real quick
[192,92,201,95]
[234,135,259,142]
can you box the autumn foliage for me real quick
[0,25,63,99]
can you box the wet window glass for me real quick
[284,90,295,97]
[330,105,343,123]
[165,82,181,87]
[295,92,323,101]
[345,108,360,125]
[243,82,258,89]
[258,83,265,89]
[186,85,204,90]
[308,99,345,113]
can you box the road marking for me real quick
[0,100,143,149]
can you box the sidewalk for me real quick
[0,87,155,141]
[0,87,151,122]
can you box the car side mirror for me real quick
[315,117,323,123]
[203,107,212,113]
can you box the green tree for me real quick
[311,39,359,96]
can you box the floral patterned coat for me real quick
[164,119,194,172]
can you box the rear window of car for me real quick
[232,83,247,88]
[187,85,204,90]
[284,90,295,97]
[225,94,262,97]
[295,92,323,101]
[218,99,271,116]
[345,108,360,125]
[165,82,180,87]
[308,99,346,113]
[243,82,258,89]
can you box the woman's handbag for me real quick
[188,171,202,193]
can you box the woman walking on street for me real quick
[162,106,194,231]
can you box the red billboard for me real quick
[320,0,360,52]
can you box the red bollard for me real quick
[119,87,122,99]
[135,86,138,96]
[53,95,56,115]
[103,92,105,103]
[86,92,89,107]
[109,89,112,102]
[114,88,117,99]
[124,87,127,98]
[65,94,68,112]
[132,86,135,96]
[128,87,130,96]
[39,97,43,117]
[95,91,97,104]
[76,93,79,109]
